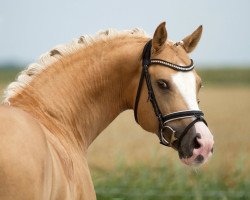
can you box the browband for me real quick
[150,59,194,71]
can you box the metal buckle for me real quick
[160,125,178,147]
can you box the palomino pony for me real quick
[0,22,214,199]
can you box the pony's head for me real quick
[134,22,214,166]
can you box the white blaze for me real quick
[171,71,199,110]
[172,71,214,166]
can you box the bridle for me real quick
[134,40,207,149]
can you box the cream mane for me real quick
[3,28,147,104]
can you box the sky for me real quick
[0,0,250,67]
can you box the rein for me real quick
[134,40,207,148]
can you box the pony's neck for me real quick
[9,36,147,151]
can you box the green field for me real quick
[93,162,250,200]
[0,67,21,86]
[1,67,250,199]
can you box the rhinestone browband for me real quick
[150,59,194,71]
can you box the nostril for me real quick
[193,136,201,149]
[211,147,214,153]
[195,155,204,163]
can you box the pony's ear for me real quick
[181,25,203,53]
[152,22,167,52]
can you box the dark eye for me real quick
[198,99,200,104]
[157,80,169,90]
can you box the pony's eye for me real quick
[198,99,201,104]
[157,80,169,90]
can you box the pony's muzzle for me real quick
[179,121,214,166]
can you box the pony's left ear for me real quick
[152,22,168,52]
[181,25,203,53]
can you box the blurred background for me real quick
[1,0,250,199]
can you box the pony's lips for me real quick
[180,147,213,166]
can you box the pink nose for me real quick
[192,137,214,163]
[181,122,214,166]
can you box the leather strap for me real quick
[162,110,204,123]
[177,116,207,148]
[134,40,154,123]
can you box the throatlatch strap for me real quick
[134,40,153,123]
[134,68,145,123]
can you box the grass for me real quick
[0,67,21,85]
[93,161,250,200]
[197,68,250,86]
